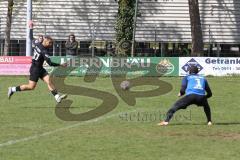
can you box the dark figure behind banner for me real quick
[65,34,78,57]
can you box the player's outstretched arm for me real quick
[44,54,61,67]
[205,80,212,98]
[179,76,187,96]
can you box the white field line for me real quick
[0,109,139,148]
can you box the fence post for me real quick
[53,41,55,56]
[0,18,2,56]
[26,0,33,56]
[154,25,157,56]
[160,42,163,57]
[91,24,95,57]
[208,24,211,57]
[217,43,220,57]
[131,0,139,57]
[44,25,46,36]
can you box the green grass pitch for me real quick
[0,76,240,160]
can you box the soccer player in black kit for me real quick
[8,36,67,103]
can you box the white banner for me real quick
[179,57,240,76]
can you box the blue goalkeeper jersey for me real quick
[182,75,207,96]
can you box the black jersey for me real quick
[32,42,59,68]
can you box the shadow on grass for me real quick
[167,122,240,126]
[214,122,240,125]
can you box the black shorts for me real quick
[29,66,48,82]
[174,94,209,109]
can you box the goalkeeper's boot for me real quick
[157,121,169,126]
[8,87,14,100]
[207,121,212,126]
[55,94,67,103]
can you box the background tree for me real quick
[188,0,204,56]
[115,0,135,56]
[4,0,14,56]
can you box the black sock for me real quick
[16,86,21,92]
[203,105,212,122]
[51,89,58,96]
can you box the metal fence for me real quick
[0,18,4,56]
[0,19,240,57]
[1,40,240,57]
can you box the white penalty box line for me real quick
[0,109,140,148]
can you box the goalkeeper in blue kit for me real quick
[158,65,212,126]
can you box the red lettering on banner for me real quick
[0,56,32,75]
[0,56,31,64]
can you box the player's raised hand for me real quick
[28,20,33,29]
